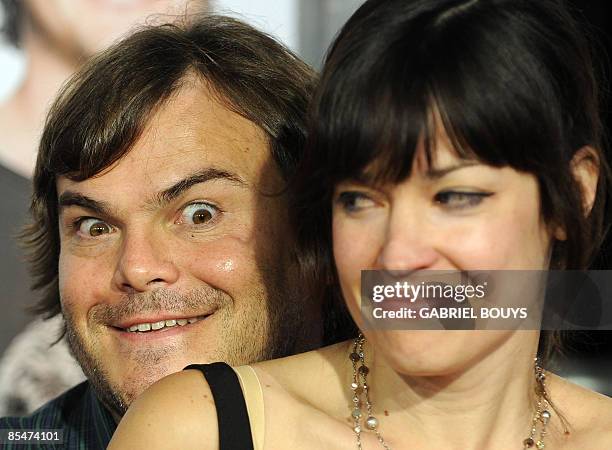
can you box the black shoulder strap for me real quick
[184,362,254,450]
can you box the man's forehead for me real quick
[56,81,278,199]
[55,156,252,209]
[136,79,270,169]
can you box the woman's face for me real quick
[332,128,553,375]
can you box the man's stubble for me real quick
[62,266,307,418]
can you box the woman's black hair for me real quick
[293,0,612,358]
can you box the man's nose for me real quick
[112,230,180,293]
[376,208,439,272]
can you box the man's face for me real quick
[56,80,319,417]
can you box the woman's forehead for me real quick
[354,125,478,184]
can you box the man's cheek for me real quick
[59,265,98,333]
[60,255,106,295]
[185,240,249,283]
[58,254,87,295]
[60,294,89,338]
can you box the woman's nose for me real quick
[377,211,439,271]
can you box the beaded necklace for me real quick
[349,334,559,449]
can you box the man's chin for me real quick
[68,339,185,418]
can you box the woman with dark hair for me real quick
[110,0,612,448]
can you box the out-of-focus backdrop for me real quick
[0,0,609,417]
[0,0,365,101]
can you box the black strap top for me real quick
[184,362,254,450]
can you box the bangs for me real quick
[315,0,572,188]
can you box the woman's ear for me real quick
[553,226,567,241]
[552,146,599,242]
[571,145,600,217]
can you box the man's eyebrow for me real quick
[153,168,247,206]
[425,160,480,179]
[58,192,113,217]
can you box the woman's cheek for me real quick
[333,218,385,324]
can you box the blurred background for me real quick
[0,0,609,416]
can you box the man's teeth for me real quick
[126,317,201,332]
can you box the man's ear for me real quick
[571,145,600,216]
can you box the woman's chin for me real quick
[367,329,513,377]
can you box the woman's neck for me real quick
[359,332,543,450]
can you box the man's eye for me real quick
[180,202,219,225]
[434,191,493,209]
[336,192,376,213]
[76,218,113,237]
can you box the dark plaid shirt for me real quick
[0,381,116,449]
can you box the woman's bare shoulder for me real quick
[108,369,218,450]
[252,341,350,393]
[548,373,612,448]
[249,342,356,449]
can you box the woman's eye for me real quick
[434,191,492,209]
[336,191,376,212]
[180,202,219,225]
[76,218,113,237]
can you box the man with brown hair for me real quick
[0,15,326,449]
[0,0,208,417]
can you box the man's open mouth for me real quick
[116,315,211,333]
